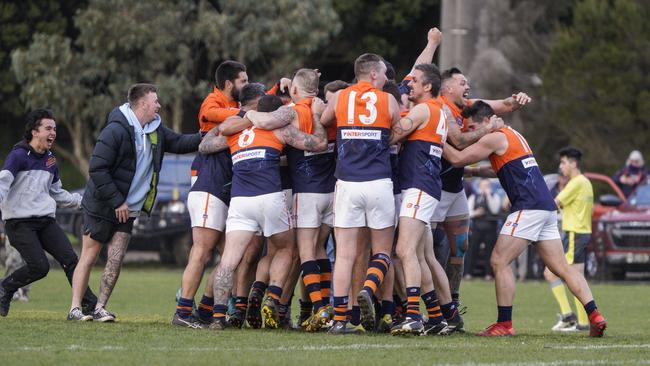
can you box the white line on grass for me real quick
[545,344,650,350]
[437,361,650,366]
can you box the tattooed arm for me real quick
[198,126,230,154]
[446,109,504,150]
[389,103,429,145]
[246,106,297,130]
[275,114,328,152]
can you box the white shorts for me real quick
[187,191,228,231]
[226,191,291,237]
[333,178,395,229]
[394,193,402,228]
[399,188,439,224]
[293,192,334,228]
[500,210,561,242]
[430,190,469,223]
[283,188,293,228]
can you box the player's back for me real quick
[285,98,336,193]
[227,127,284,197]
[334,81,392,182]
[489,126,556,212]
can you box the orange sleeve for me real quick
[267,82,280,95]
[199,95,240,132]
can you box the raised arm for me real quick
[443,132,504,167]
[389,102,428,144]
[447,111,504,149]
[408,28,442,76]
[198,126,230,154]
[246,106,297,130]
[474,92,532,115]
[464,164,497,178]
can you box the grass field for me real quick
[1,267,648,366]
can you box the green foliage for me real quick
[11,0,340,177]
[314,0,440,81]
[542,0,650,174]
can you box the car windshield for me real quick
[629,182,650,207]
[159,154,193,186]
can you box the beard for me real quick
[232,86,241,102]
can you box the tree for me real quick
[0,1,84,150]
[12,0,340,177]
[542,0,650,173]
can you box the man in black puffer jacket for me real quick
[68,83,201,322]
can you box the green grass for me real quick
[1,268,648,366]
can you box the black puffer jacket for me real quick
[82,107,201,221]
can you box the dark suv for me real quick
[56,153,195,266]
[591,179,650,280]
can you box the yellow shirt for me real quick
[556,174,593,233]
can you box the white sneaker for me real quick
[551,313,577,331]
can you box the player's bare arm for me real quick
[447,111,504,149]
[218,115,253,136]
[320,91,340,127]
[444,131,506,167]
[464,164,497,178]
[408,27,442,76]
[275,116,328,152]
[198,126,229,154]
[474,92,532,114]
[389,102,429,144]
[246,106,297,130]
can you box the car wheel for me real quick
[173,232,192,267]
[159,241,176,265]
[585,251,599,279]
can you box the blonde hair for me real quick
[292,69,319,96]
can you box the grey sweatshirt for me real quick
[0,141,81,220]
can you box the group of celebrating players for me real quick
[171,28,607,337]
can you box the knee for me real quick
[489,253,507,272]
[30,260,50,280]
[395,243,415,263]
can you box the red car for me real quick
[589,175,650,280]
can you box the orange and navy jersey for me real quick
[189,152,232,205]
[489,127,556,212]
[227,127,284,197]
[285,98,336,193]
[438,95,472,194]
[398,98,447,199]
[198,87,240,133]
[334,81,392,182]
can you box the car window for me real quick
[159,154,193,186]
[629,182,650,206]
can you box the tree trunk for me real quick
[172,96,183,132]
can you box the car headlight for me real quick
[164,201,186,214]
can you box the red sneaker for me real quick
[477,322,516,337]
[589,311,607,337]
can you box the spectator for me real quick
[68,84,201,322]
[613,150,647,198]
[0,109,98,317]
[464,179,501,279]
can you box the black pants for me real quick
[465,220,498,277]
[2,217,97,307]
